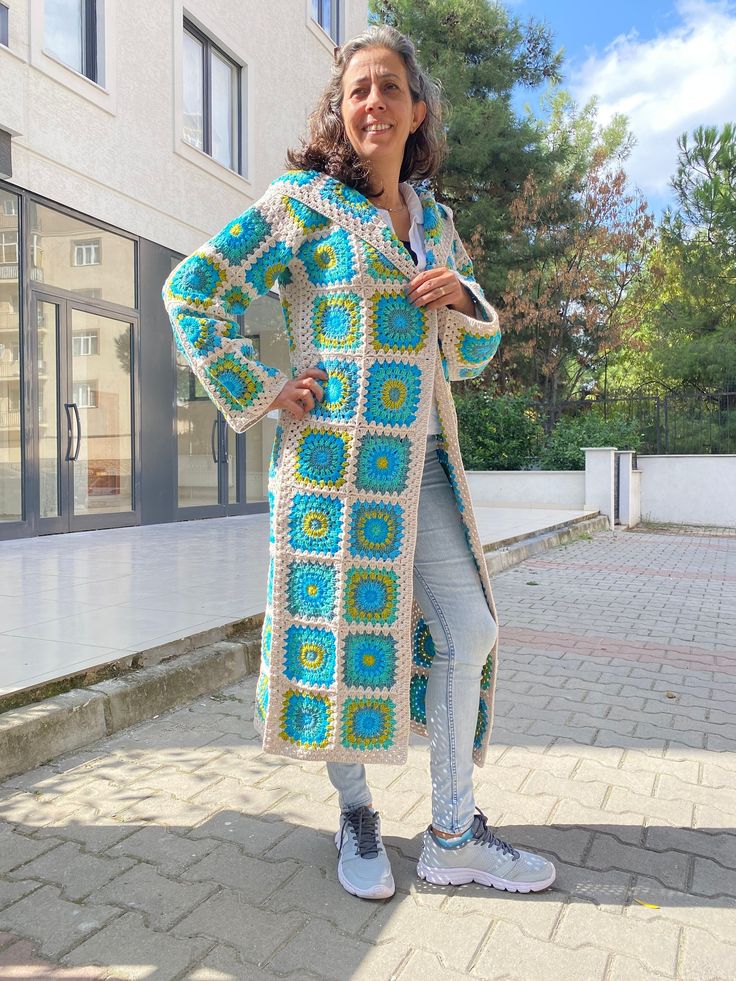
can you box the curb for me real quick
[0,515,609,781]
[485,513,611,575]
[0,638,261,782]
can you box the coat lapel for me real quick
[277,170,448,279]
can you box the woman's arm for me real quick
[438,222,502,381]
[162,182,297,433]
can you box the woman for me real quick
[164,24,555,901]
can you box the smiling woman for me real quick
[162,22,554,905]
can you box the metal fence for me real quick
[543,391,736,455]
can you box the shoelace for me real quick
[339,805,381,859]
[471,809,520,860]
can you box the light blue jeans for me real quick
[327,435,498,835]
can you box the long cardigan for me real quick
[163,168,502,766]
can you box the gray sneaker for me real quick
[334,805,395,900]
[417,809,555,893]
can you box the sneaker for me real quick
[417,809,556,893]
[334,805,395,900]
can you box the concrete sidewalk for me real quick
[1,528,735,980]
[0,506,599,701]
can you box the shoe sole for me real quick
[334,831,396,900]
[417,860,556,893]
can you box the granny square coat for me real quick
[163,168,502,766]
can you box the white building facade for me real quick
[0,0,368,538]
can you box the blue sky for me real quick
[508,0,736,215]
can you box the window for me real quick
[0,231,17,263]
[73,239,101,266]
[0,4,7,48]
[182,20,242,173]
[73,381,98,408]
[311,0,341,42]
[72,331,99,356]
[45,0,100,83]
[2,197,17,216]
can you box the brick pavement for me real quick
[0,528,735,980]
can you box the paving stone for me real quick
[361,889,488,962]
[680,925,736,981]
[691,856,736,898]
[7,841,135,901]
[123,765,230,801]
[63,911,209,980]
[113,793,214,830]
[555,903,680,974]
[607,952,678,981]
[0,828,58,875]
[586,834,690,892]
[627,875,736,946]
[496,824,591,865]
[549,799,646,846]
[187,809,289,854]
[620,750,701,784]
[33,818,137,854]
[89,862,216,930]
[439,884,561,940]
[183,943,280,980]
[395,950,468,981]
[0,936,108,978]
[181,842,297,903]
[0,879,38,912]
[605,787,695,826]
[552,861,631,910]
[657,775,736,813]
[493,746,578,778]
[472,919,609,981]
[105,826,218,876]
[0,793,81,833]
[262,825,336,870]
[269,916,410,980]
[523,770,608,808]
[265,864,378,935]
[174,888,305,962]
[572,759,656,795]
[644,825,736,869]
[0,885,119,960]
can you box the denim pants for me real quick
[326,435,498,834]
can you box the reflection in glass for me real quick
[32,203,135,308]
[0,188,22,521]
[70,310,133,515]
[211,49,236,170]
[176,357,219,507]
[183,30,204,152]
[37,302,60,518]
[45,0,83,73]
[243,293,291,503]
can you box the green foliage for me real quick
[539,413,643,471]
[454,389,544,470]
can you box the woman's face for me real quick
[340,46,426,172]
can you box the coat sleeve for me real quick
[438,215,502,382]
[162,181,297,433]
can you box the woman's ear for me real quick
[412,100,428,133]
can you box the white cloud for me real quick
[570,0,736,202]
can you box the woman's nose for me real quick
[366,85,386,112]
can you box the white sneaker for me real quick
[417,809,556,893]
[334,805,395,900]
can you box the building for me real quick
[0,0,367,539]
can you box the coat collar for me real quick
[273,169,447,279]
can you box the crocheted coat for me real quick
[163,168,502,766]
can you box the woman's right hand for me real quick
[269,367,328,420]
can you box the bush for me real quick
[454,391,545,470]
[539,413,643,470]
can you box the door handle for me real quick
[210,418,219,463]
[71,402,82,461]
[222,424,229,465]
[63,403,74,462]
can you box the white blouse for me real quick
[375,182,442,436]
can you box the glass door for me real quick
[33,295,138,533]
[175,351,248,516]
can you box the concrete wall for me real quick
[1,0,369,253]
[638,455,736,527]
[465,471,586,509]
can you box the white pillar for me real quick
[583,447,617,529]
[616,450,641,528]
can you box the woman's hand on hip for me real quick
[406,269,476,316]
[269,367,328,420]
